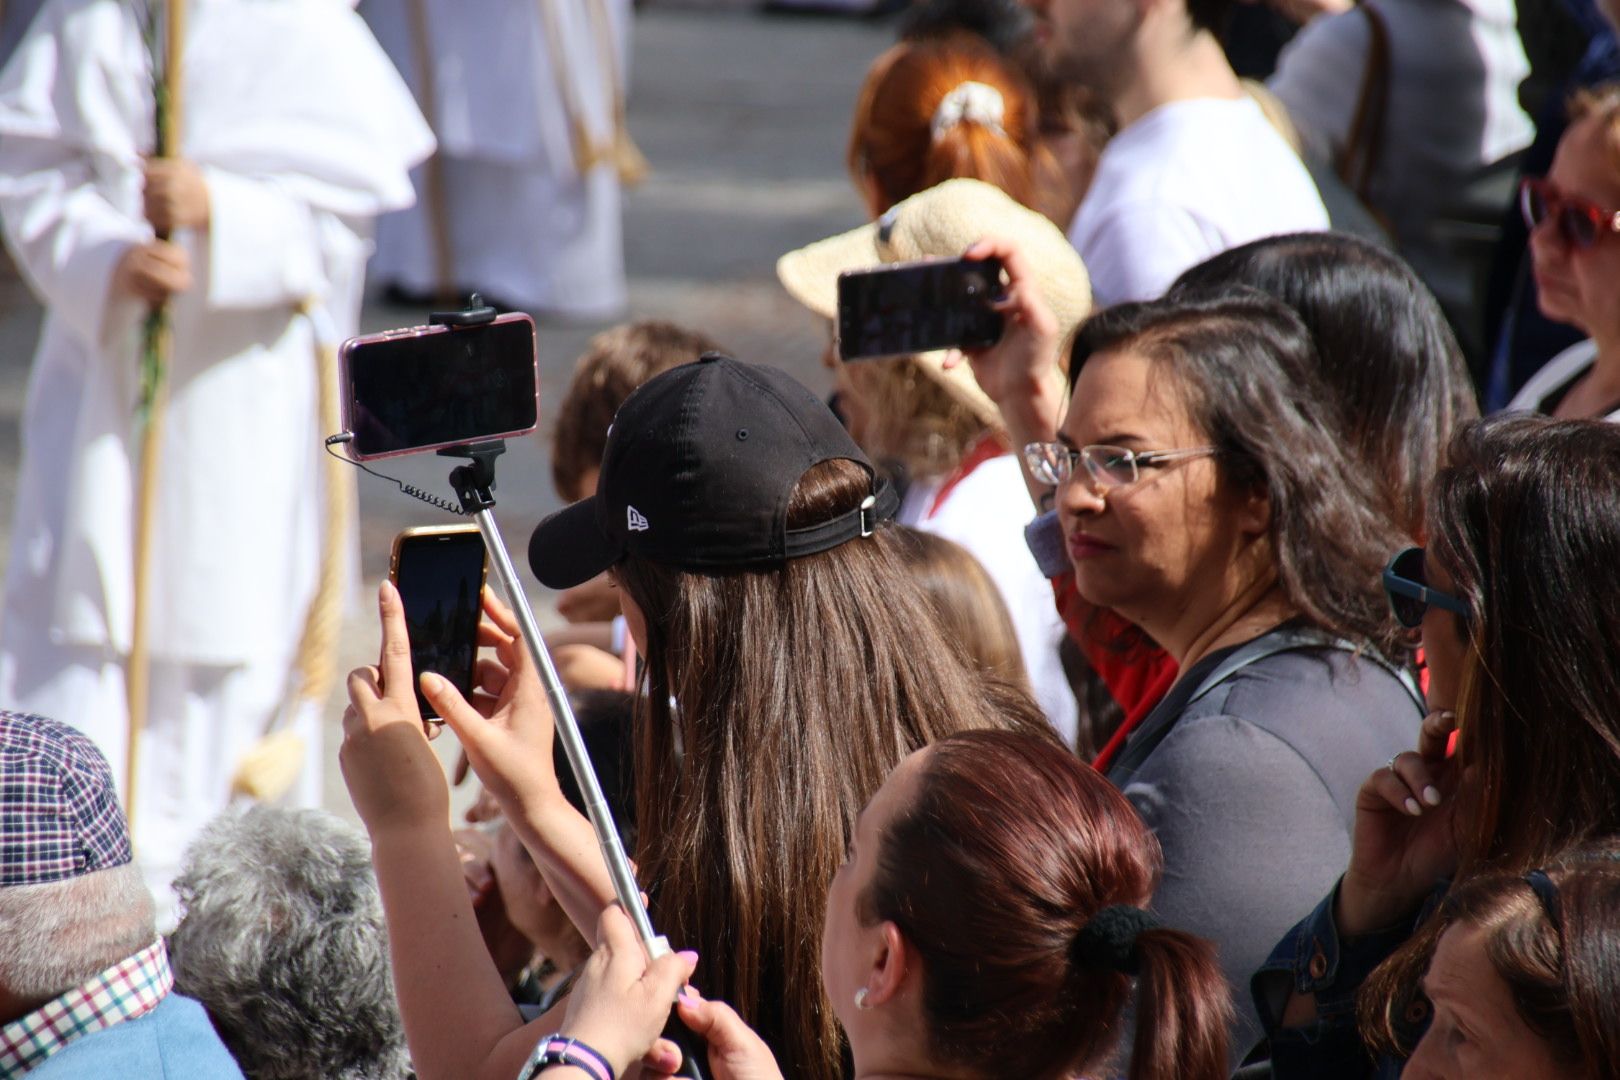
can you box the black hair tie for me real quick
[1072,905,1162,976]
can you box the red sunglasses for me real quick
[1520,177,1620,249]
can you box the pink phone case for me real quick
[337,312,539,461]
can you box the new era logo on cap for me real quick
[627,506,649,532]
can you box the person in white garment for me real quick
[0,0,433,922]
[1022,0,1329,305]
[1268,0,1534,321]
[361,0,633,320]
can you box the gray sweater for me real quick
[1106,637,1423,1067]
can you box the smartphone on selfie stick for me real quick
[339,299,707,1079]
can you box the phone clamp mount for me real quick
[356,297,705,1078]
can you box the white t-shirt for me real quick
[1068,96,1330,306]
[899,455,1079,746]
[1506,339,1620,423]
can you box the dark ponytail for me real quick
[1128,927,1232,1080]
[860,729,1231,1079]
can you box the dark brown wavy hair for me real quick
[615,459,1051,1080]
[1170,231,1478,539]
[860,729,1231,1079]
[1359,416,1620,1056]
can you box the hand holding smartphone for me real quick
[836,255,1005,362]
[388,525,489,721]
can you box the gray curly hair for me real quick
[168,807,407,1080]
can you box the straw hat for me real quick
[776,178,1092,429]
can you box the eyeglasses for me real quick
[1519,177,1620,250]
[1382,546,1468,629]
[1023,442,1217,490]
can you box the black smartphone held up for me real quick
[339,312,540,461]
[836,255,1005,362]
[388,525,488,722]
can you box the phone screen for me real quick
[345,316,539,459]
[391,530,487,721]
[837,256,1004,362]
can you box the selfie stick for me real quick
[418,303,705,1080]
[425,302,666,957]
[442,442,664,950]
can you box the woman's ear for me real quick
[861,921,911,1007]
[1236,482,1272,539]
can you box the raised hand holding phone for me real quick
[950,236,1069,449]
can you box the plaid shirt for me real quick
[0,938,172,1075]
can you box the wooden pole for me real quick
[126,0,185,834]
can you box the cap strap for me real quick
[783,479,899,558]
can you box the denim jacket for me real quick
[1252,877,1446,1079]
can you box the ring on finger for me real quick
[1387,754,1401,772]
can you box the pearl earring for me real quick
[854,987,871,1010]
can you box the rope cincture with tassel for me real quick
[538,0,648,185]
[126,0,186,840]
[229,299,350,803]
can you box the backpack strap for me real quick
[1108,625,1425,782]
[1186,624,1424,715]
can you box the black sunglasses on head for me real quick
[1382,547,1468,629]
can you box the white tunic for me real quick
[0,0,432,917]
[362,0,630,319]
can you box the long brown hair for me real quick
[1359,416,1620,1054]
[848,33,1038,213]
[1363,844,1620,1076]
[861,729,1231,1079]
[615,460,1049,1080]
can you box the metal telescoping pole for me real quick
[470,507,669,958]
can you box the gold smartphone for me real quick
[387,524,488,721]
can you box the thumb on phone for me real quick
[675,993,783,1080]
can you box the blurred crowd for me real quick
[2,0,1620,1078]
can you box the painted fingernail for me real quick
[677,984,698,1004]
[1404,797,1422,816]
[1423,785,1442,806]
[677,950,699,964]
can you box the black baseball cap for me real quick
[529,353,899,588]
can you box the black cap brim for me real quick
[528,497,625,590]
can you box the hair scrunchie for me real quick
[930,81,1007,143]
[1071,904,1162,976]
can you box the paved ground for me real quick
[0,5,894,820]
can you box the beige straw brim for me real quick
[775,178,1092,427]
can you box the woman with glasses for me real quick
[997,286,1424,1064]
[1508,83,1620,422]
[1256,415,1620,1078]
